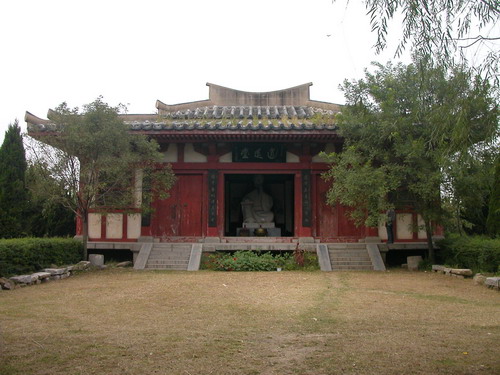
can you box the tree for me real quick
[27,97,176,259]
[441,146,497,235]
[322,59,498,262]
[0,121,29,238]
[25,163,76,237]
[341,0,500,83]
[486,156,500,236]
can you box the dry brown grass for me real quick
[0,269,499,375]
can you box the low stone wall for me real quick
[0,261,91,290]
[0,260,132,291]
[432,264,499,290]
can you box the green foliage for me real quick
[26,97,176,256]
[200,251,319,272]
[0,121,29,238]
[0,238,83,277]
[441,146,498,235]
[437,234,500,273]
[322,60,498,262]
[486,156,500,236]
[354,0,500,84]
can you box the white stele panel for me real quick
[396,213,414,240]
[163,144,178,162]
[378,220,388,240]
[219,152,232,163]
[286,152,300,163]
[417,215,427,239]
[106,214,123,239]
[184,143,207,162]
[127,214,141,239]
[88,213,102,238]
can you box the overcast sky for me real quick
[0,0,410,144]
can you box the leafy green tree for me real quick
[323,60,498,262]
[486,156,500,236]
[27,97,176,259]
[442,147,497,235]
[25,163,75,237]
[0,121,29,238]
[339,0,500,83]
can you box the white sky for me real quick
[0,0,410,144]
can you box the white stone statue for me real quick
[241,174,274,224]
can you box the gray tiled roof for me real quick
[161,105,330,120]
[125,119,336,131]
[125,105,337,131]
[26,105,338,133]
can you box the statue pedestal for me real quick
[237,223,282,237]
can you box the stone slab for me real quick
[134,243,153,270]
[116,261,133,268]
[43,268,67,275]
[0,277,16,290]
[367,244,385,271]
[432,265,446,272]
[236,227,281,237]
[316,244,332,272]
[31,272,51,280]
[450,269,473,277]
[10,275,36,284]
[187,244,202,271]
[89,254,104,266]
[242,223,276,229]
[473,274,487,285]
[407,256,423,271]
[485,277,500,290]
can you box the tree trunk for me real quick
[82,216,89,261]
[424,219,435,264]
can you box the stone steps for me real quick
[327,244,374,271]
[144,244,192,270]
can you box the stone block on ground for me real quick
[72,261,91,271]
[407,256,423,271]
[450,268,473,277]
[43,268,67,276]
[473,274,487,285]
[10,275,36,285]
[89,254,104,267]
[485,277,500,290]
[31,272,51,280]
[432,265,446,273]
[116,261,133,268]
[0,277,16,290]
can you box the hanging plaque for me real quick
[233,143,286,163]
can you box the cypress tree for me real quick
[486,156,500,237]
[0,121,28,238]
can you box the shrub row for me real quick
[437,234,500,273]
[201,250,319,271]
[0,238,83,277]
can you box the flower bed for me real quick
[201,250,319,271]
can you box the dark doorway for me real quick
[224,174,294,237]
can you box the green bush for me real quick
[0,238,83,277]
[437,234,500,273]
[201,250,319,272]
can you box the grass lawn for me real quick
[0,269,499,375]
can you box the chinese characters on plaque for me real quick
[233,144,286,163]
